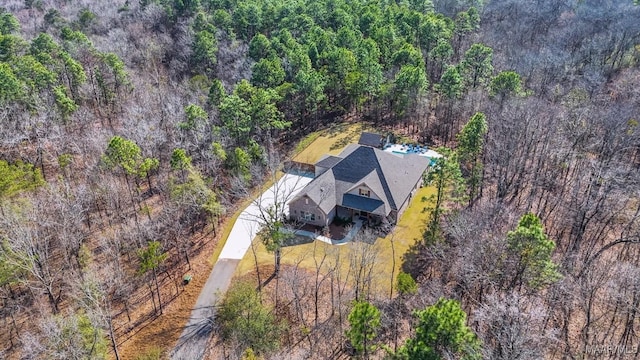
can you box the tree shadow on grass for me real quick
[401,239,427,280]
[282,234,315,247]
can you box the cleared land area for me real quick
[236,123,436,295]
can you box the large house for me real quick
[288,141,430,227]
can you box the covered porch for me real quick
[336,194,386,226]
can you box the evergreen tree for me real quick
[393,64,427,119]
[52,85,78,121]
[460,43,493,88]
[191,30,217,75]
[0,9,19,35]
[2,161,42,193]
[170,167,224,236]
[456,112,488,203]
[347,301,381,358]
[180,103,208,130]
[396,271,417,296]
[0,63,23,104]
[424,148,464,244]
[217,281,284,355]
[208,78,226,106]
[489,70,523,106]
[507,213,561,289]
[251,56,285,88]
[248,33,272,61]
[170,148,192,172]
[137,241,168,314]
[397,298,481,360]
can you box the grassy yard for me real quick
[236,187,435,294]
[292,122,374,164]
[377,185,435,278]
[236,122,435,298]
[236,185,435,298]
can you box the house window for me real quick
[359,188,371,197]
[300,211,315,221]
[305,198,309,205]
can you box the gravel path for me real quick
[170,173,312,360]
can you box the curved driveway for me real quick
[170,173,312,359]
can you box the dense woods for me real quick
[0,0,639,359]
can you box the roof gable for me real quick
[332,146,397,208]
[344,170,390,212]
[332,145,430,210]
[290,169,337,214]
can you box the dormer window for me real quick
[359,188,370,197]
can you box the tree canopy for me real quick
[217,281,284,355]
[347,301,381,357]
[507,213,561,289]
[102,136,158,180]
[3,0,636,358]
[489,70,523,100]
[457,112,488,201]
[397,298,481,360]
[0,160,44,200]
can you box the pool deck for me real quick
[383,144,443,159]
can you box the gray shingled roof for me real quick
[315,155,343,169]
[358,132,384,147]
[297,170,337,214]
[344,170,390,213]
[292,144,430,216]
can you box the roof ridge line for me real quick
[371,147,398,210]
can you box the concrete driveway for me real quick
[170,173,312,359]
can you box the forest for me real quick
[0,0,639,359]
